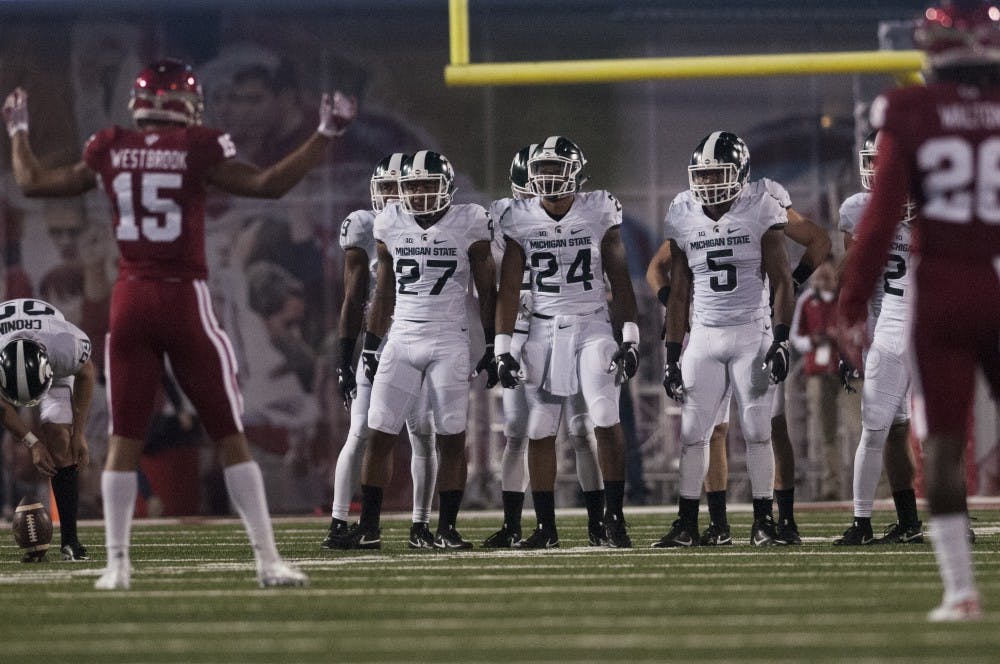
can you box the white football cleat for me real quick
[258,559,308,588]
[928,596,982,622]
[94,565,131,590]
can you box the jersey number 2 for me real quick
[112,172,183,242]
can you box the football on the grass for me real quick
[12,497,52,562]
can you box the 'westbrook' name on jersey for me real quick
[110,148,188,170]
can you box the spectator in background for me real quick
[790,259,843,500]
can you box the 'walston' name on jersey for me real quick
[0,319,42,335]
[689,234,751,251]
[110,149,188,171]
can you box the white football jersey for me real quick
[0,298,91,379]
[339,208,379,296]
[664,183,786,327]
[501,190,621,316]
[374,203,492,323]
[490,196,533,320]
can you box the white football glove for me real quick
[3,87,29,137]
[317,91,357,138]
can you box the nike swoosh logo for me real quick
[358,535,380,546]
[558,323,572,329]
[753,534,770,545]
[676,536,692,546]
[433,239,447,244]
[570,228,585,235]
[545,539,558,548]
[727,228,740,234]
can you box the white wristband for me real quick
[494,333,512,355]
[22,432,38,449]
[622,321,640,344]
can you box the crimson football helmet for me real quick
[914,1,1000,68]
[0,338,53,407]
[688,131,750,206]
[129,58,204,126]
[859,129,916,222]
[370,153,409,212]
[510,143,538,200]
[399,150,455,215]
[528,136,587,198]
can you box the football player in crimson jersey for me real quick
[655,131,795,549]
[838,1,1000,622]
[646,172,829,546]
[3,58,357,590]
[496,136,639,549]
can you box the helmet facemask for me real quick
[688,163,743,206]
[528,157,581,198]
[129,59,204,126]
[859,147,878,191]
[400,176,452,215]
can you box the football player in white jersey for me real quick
[0,298,95,561]
[345,150,495,550]
[834,130,923,546]
[482,145,606,548]
[646,186,830,546]
[322,154,442,550]
[496,136,639,549]
[655,130,794,548]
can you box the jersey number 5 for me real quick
[112,172,183,242]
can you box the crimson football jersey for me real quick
[83,125,236,280]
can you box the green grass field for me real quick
[1,507,998,663]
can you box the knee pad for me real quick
[740,403,772,443]
[566,411,593,439]
[587,396,619,429]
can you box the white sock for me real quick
[679,440,710,499]
[929,513,978,604]
[570,433,603,492]
[101,470,137,568]
[224,461,280,567]
[853,427,888,518]
[501,437,529,493]
[409,432,437,523]
[332,427,367,521]
[746,440,776,499]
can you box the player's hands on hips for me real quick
[474,342,499,389]
[496,352,521,389]
[317,91,357,138]
[609,341,639,385]
[3,87,28,137]
[662,361,685,403]
[360,331,382,383]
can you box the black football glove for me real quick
[474,342,499,389]
[496,352,522,389]
[662,342,685,402]
[336,337,357,409]
[838,357,860,394]
[609,341,639,385]
[361,331,382,383]
[763,324,791,384]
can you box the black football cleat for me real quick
[833,519,875,546]
[604,513,632,548]
[346,524,382,550]
[774,518,802,545]
[434,525,473,550]
[408,522,435,549]
[651,519,699,548]
[482,524,522,548]
[60,541,89,561]
[699,522,733,546]
[750,515,780,546]
[874,520,924,544]
[587,521,607,547]
[515,525,560,549]
[321,518,354,550]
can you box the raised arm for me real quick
[4,88,96,197]
[205,91,356,198]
